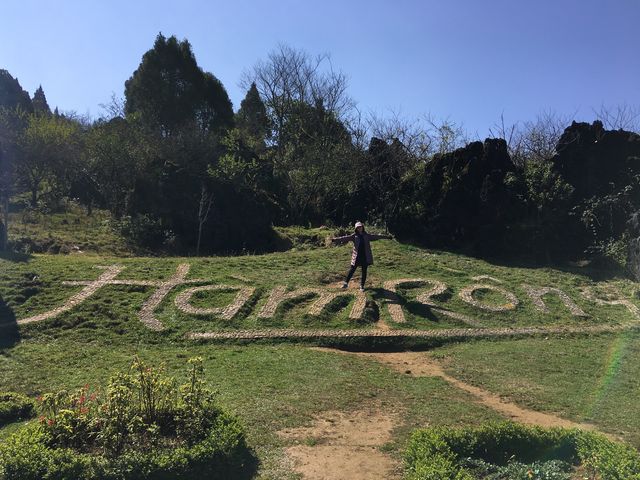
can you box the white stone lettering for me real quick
[522,284,587,317]
[459,284,519,312]
[174,285,255,320]
[258,286,366,319]
[580,286,640,319]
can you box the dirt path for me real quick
[279,348,606,480]
[279,407,402,480]
[315,348,598,430]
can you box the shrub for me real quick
[0,357,252,480]
[405,422,640,480]
[576,431,640,480]
[0,392,35,426]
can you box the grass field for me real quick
[1,218,640,478]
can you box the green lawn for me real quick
[1,226,640,477]
[432,330,640,446]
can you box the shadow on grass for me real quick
[400,237,628,282]
[231,448,260,480]
[369,287,441,323]
[0,294,20,348]
[0,250,31,263]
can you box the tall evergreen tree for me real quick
[120,33,270,254]
[0,70,33,113]
[32,85,51,115]
[236,82,270,147]
[124,33,233,136]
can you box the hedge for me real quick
[405,422,640,480]
[0,412,250,480]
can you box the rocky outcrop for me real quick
[551,122,640,262]
[419,138,516,249]
[553,121,640,199]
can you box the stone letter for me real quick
[522,284,587,316]
[174,285,255,320]
[459,284,519,312]
[580,286,640,319]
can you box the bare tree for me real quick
[196,184,213,256]
[241,44,354,147]
[423,113,468,156]
[366,110,431,160]
[593,104,640,132]
[365,110,467,161]
[490,110,571,166]
[99,93,126,120]
[241,44,357,223]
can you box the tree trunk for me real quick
[0,220,6,251]
[0,196,7,250]
[196,185,213,256]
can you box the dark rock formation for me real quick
[553,120,640,199]
[397,138,517,253]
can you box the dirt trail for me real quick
[279,407,402,480]
[316,348,598,430]
[280,348,605,479]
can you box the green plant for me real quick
[405,423,640,480]
[0,392,35,426]
[0,357,251,479]
[576,431,640,480]
[461,457,574,479]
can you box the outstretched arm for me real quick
[367,233,393,241]
[331,234,354,245]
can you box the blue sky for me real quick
[1,0,638,136]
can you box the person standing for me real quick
[331,221,392,291]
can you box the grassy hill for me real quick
[1,219,640,478]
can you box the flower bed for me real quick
[0,358,252,480]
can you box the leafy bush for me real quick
[405,422,640,480]
[115,214,172,250]
[405,428,472,480]
[0,357,252,480]
[460,457,573,480]
[0,392,35,426]
[577,431,640,480]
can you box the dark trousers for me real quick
[345,263,368,286]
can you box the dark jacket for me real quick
[332,231,391,266]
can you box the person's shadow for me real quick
[0,294,20,349]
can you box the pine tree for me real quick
[124,33,233,136]
[32,85,51,115]
[236,82,270,147]
[0,70,33,112]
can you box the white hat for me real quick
[354,221,364,229]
